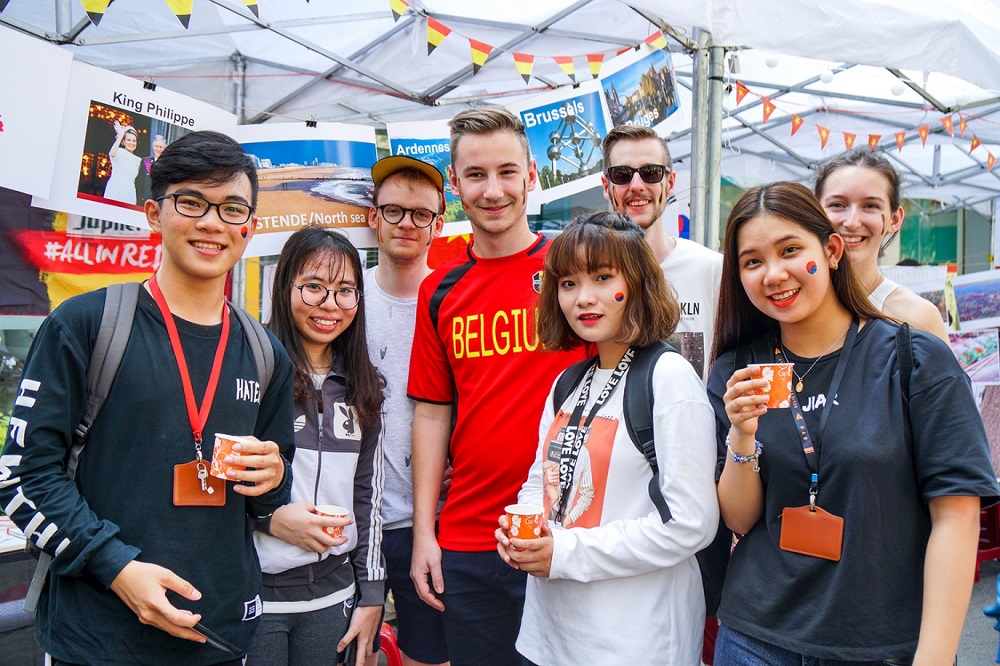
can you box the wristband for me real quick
[726,435,762,472]
[252,513,274,536]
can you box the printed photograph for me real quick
[601,48,679,128]
[950,329,1000,383]
[519,90,607,191]
[77,101,190,210]
[953,271,1000,330]
[386,137,467,222]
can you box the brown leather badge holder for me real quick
[173,460,226,507]
[779,505,843,562]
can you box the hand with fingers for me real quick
[109,560,205,642]
[224,436,287,496]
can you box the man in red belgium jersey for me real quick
[407,106,588,665]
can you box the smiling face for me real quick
[122,132,138,153]
[602,137,675,231]
[737,213,844,330]
[290,252,358,362]
[146,175,256,287]
[368,173,444,264]
[152,138,167,159]
[557,258,630,367]
[818,165,902,275]
[449,130,537,241]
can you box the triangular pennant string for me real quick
[843,132,856,150]
[427,17,451,55]
[81,0,112,26]
[389,0,409,22]
[940,115,954,137]
[867,134,881,150]
[553,56,576,82]
[761,97,776,123]
[918,125,930,147]
[242,0,258,18]
[970,135,982,154]
[959,115,968,137]
[895,131,906,152]
[163,0,194,28]
[988,153,996,173]
[790,114,803,136]
[817,125,831,149]
[587,53,604,79]
[513,52,534,85]
[644,30,667,50]
[735,81,749,105]
[469,39,493,75]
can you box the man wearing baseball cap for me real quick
[365,155,450,666]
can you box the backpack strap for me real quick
[896,322,913,398]
[551,354,598,413]
[623,341,676,524]
[24,282,140,614]
[230,303,274,395]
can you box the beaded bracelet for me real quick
[726,435,763,472]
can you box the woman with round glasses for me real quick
[249,227,386,666]
[104,120,143,205]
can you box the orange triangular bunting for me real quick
[970,135,982,153]
[918,125,930,146]
[844,133,856,150]
[988,153,996,173]
[817,125,831,149]
[470,39,493,75]
[587,53,604,79]
[940,115,954,137]
[868,134,881,150]
[761,97,776,123]
[959,115,968,137]
[644,30,667,50]
[513,52,534,85]
[735,82,749,105]
[389,0,409,22]
[427,17,451,55]
[553,56,576,82]
[790,114,803,136]
[895,131,906,152]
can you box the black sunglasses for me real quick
[604,164,669,186]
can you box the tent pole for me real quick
[706,43,724,251]
[232,54,248,310]
[689,28,711,247]
[55,0,71,37]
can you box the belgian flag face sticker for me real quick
[532,271,544,294]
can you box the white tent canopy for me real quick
[3,0,999,216]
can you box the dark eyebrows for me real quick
[171,186,251,206]
[737,234,803,259]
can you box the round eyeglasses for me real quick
[295,283,361,309]
[376,204,439,228]
[604,164,669,186]
[156,193,255,225]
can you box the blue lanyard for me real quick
[774,319,858,505]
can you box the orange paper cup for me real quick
[315,504,350,538]
[747,363,794,409]
[505,503,544,540]
[210,433,250,480]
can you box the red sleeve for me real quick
[407,269,454,404]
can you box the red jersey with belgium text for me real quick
[407,234,589,551]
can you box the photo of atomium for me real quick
[520,90,608,190]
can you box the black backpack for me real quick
[23,282,275,612]
[552,341,731,616]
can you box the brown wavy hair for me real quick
[539,211,679,351]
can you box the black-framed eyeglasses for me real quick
[156,193,255,225]
[604,164,670,186]
[376,204,439,228]
[295,283,361,309]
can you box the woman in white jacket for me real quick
[496,212,719,665]
[250,227,386,666]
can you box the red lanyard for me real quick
[149,274,230,455]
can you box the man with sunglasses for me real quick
[601,124,722,381]
[363,155,450,666]
[0,131,295,665]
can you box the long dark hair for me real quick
[538,211,679,350]
[711,182,885,362]
[267,227,385,427]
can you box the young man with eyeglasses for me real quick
[601,124,722,381]
[406,107,589,665]
[361,155,450,666]
[0,130,295,665]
